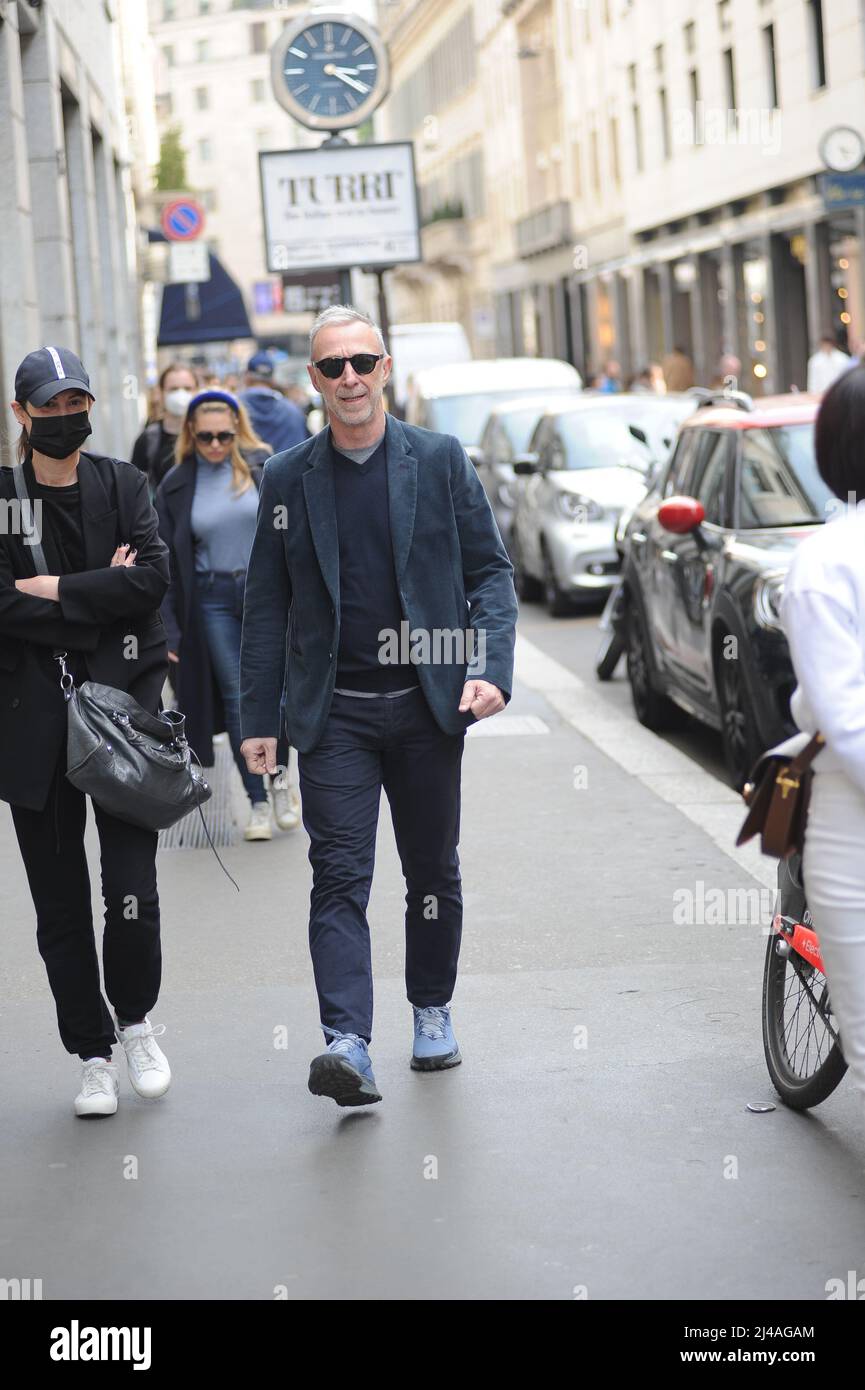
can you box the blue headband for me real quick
[188,389,239,415]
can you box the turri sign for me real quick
[259,141,421,273]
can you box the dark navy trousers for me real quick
[298,687,465,1042]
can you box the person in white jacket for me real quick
[781,363,865,1113]
[806,334,851,395]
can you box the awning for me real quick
[149,229,253,345]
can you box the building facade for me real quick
[376,0,865,392]
[0,0,143,464]
[579,0,865,395]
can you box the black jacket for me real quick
[0,452,170,810]
[154,449,272,767]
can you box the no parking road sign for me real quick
[161,198,206,241]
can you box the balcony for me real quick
[421,208,472,272]
[515,200,572,259]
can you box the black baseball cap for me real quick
[15,346,94,407]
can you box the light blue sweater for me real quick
[191,456,259,574]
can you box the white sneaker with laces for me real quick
[115,1018,171,1099]
[270,770,301,831]
[245,801,273,841]
[74,1059,119,1117]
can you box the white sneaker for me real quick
[74,1059,119,1117]
[116,1018,171,1099]
[270,770,301,831]
[244,801,273,841]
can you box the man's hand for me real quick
[15,575,60,601]
[458,679,505,721]
[241,736,279,776]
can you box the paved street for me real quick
[2,607,864,1301]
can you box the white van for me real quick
[389,322,472,416]
[406,357,583,455]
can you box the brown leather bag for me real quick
[736,731,825,859]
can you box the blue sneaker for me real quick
[308,1029,382,1107]
[410,1005,462,1071]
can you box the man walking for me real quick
[239,306,517,1107]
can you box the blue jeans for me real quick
[298,687,465,1042]
[196,571,267,805]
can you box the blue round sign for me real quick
[161,198,205,241]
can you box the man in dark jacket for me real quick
[240,306,518,1108]
[239,352,308,454]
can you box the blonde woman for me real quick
[154,389,299,840]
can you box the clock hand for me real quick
[323,64,370,94]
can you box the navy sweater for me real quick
[331,435,420,693]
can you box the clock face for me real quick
[271,12,389,131]
[819,126,865,173]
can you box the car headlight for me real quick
[497,481,518,508]
[754,571,785,631]
[557,492,604,523]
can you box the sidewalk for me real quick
[1,635,863,1301]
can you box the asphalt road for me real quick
[1,607,863,1301]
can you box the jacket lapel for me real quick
[302,429,339,608]
[385,415,417,584]
[77,453,119,571]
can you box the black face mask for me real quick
[25,408,92,460]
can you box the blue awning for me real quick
[149,229,252,345]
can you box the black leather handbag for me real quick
[14,462,212,832]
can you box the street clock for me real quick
[270,10,390,132]
[818,125,865,173]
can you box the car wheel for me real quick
[715,643,764,791]
[512,533,543,603]
[626,598,680,730]
[541,543,573,617]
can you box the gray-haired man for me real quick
[240,306,517,1106]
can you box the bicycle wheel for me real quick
[762,932,847,1109]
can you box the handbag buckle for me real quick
[776,771,801,800]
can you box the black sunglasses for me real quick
[313,353,384,379]
[194,430,236,445]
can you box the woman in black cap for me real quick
[2,346,173,1117]
[155,388,300,840]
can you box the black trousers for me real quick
[10,756,162,1059]
[298,687,465,1042]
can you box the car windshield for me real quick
[430,389,578,444]
[497,406,563,453]
[546,411,652,470]
[593,398,695,462]
[738,422,829,527]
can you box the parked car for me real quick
[510,396,662,616]
[389,322,472,419]
[474,392,583,549]
[620,392,827,788]
[405,358,583,459]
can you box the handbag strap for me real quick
[12,461,49,576]
[786,733,825,776]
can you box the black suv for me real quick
[621,392,830,788]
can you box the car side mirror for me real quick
[658,495,705,534]
[513,452,541,475]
